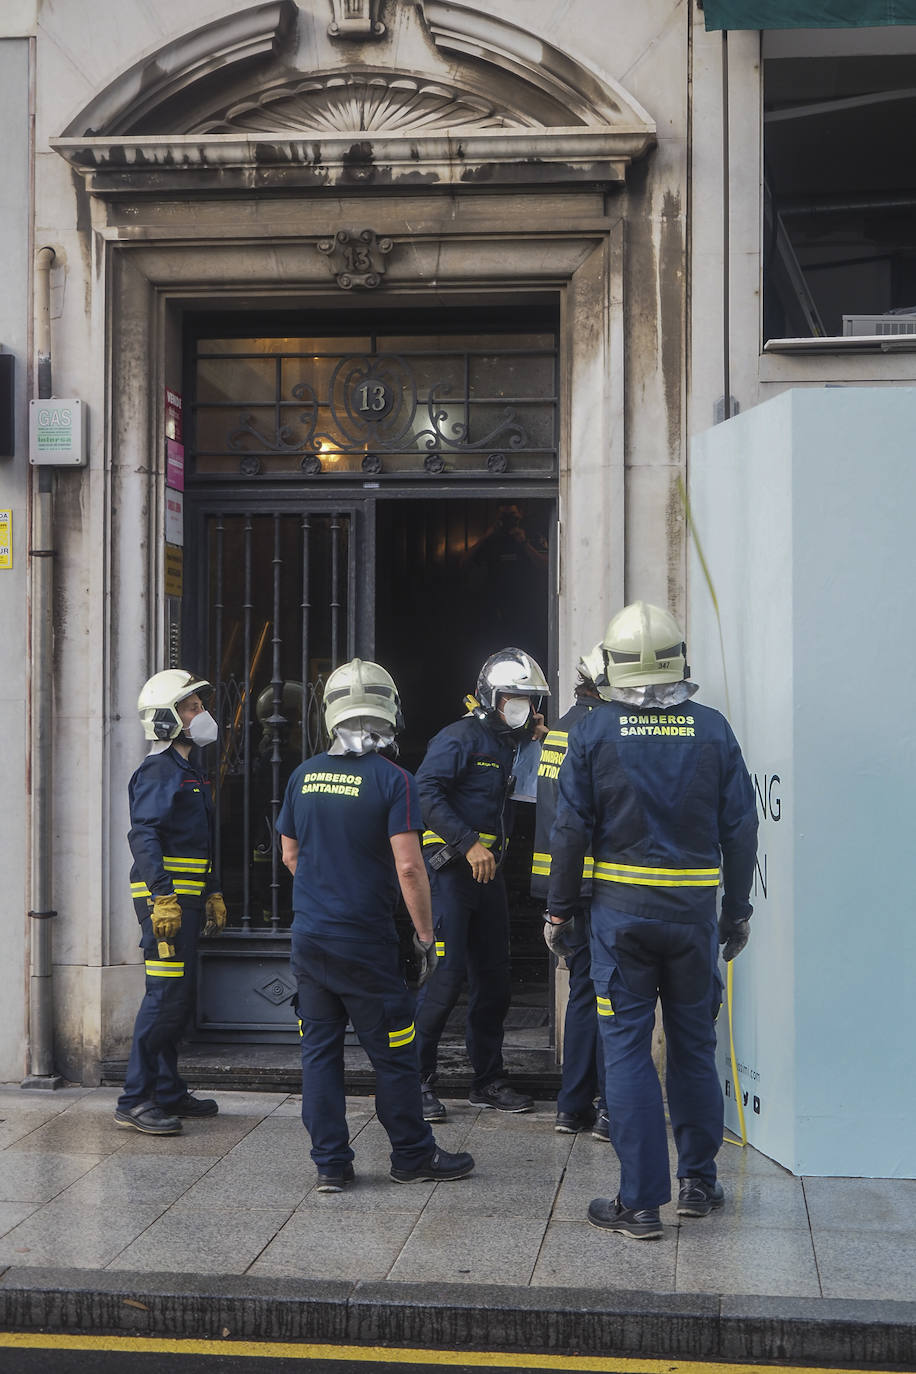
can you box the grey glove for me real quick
[412,932,438,988]
[718,913,751,962]
[543,913,582,960]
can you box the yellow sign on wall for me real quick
[0,510,11,569]
[164,542,183,597]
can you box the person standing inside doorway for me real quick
[278,658,474,1190]
[532,643,609,1141]
[415,648,549,1122]
[115,670,226,1136]
[548,603,757,1239]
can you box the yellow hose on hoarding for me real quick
[677,475,747,1149]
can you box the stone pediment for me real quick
[188,72,537,135]
[52,0,655,197]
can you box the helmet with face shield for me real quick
[475,648,549,728]
[323,658,404,737]
[138,669,212,742]
[601,602,687,688]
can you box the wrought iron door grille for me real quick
[207,510,352,932]
[192,333,557,479]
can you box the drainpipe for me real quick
[721,30,732,422]
[22,245,62,1089]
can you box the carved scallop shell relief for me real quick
[189,73,538,135]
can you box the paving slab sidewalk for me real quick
[0,1086,914,1364]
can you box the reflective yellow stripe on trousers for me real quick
[144,961,185,978]
[388,1022,415,1048]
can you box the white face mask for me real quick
[187,710,219,746]
[500,697,531,730]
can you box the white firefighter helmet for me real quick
[138,669,211,741]
[577,642,606,687]
[475,647,550,713]
[323,658,403,736]
[601,602,686,687]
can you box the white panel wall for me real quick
[689,387,916,1178]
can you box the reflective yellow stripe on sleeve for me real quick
[388,1022,415,1048]
[593,861,720,888]
[131,856,210,900]
[131,881,206,897]
[596,994,614,1017]
[531,853,594,880]
[422,831,497,849]
[531,851,551,877]
[144,961,185,978]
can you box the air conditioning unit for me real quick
[843,313,916,337]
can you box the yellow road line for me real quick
[0,1333,888,1372]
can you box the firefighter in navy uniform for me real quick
[415,648,549,1122]
[277,659,474,1190]
[548,604,757,1239]
[114,670,226,1136]
[532,644,608,1139]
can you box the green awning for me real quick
[702,0,916,28]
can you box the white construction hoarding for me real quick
[689,387,916,1178]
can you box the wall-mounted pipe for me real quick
[23,245,61,1089]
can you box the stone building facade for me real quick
[1,0,913,1085]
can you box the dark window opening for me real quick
[764,51,916,340]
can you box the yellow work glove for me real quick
[203,892,227,937]
[151,893,182,942]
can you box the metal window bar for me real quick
[203,510,353,929]
[213,517,224,869]
[330,514,341,669]
[300,513,310,764]
[269,513,283,932]
[241,516,253,931]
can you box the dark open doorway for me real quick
[374,495,555,1006]
[178,301,559,1061]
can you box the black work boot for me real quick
[421,1080,446,1122]
[587,1195,663,1240]
[591,1108,611,1142]
[677,1177,725,1217]
[315,1163,356,1194]
[468,1079,533,1113]
[555,1107,597,1134]
[169,1093,219,1118]
[390,1146,475,1184]
[114,1102,182,1135]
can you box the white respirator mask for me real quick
[187,711,219,746]
[500,697,532,730]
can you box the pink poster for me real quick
[166,438,185,491]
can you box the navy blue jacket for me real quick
[415,714,516,861]
[548,699,757,924]
[128,747,216,903]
